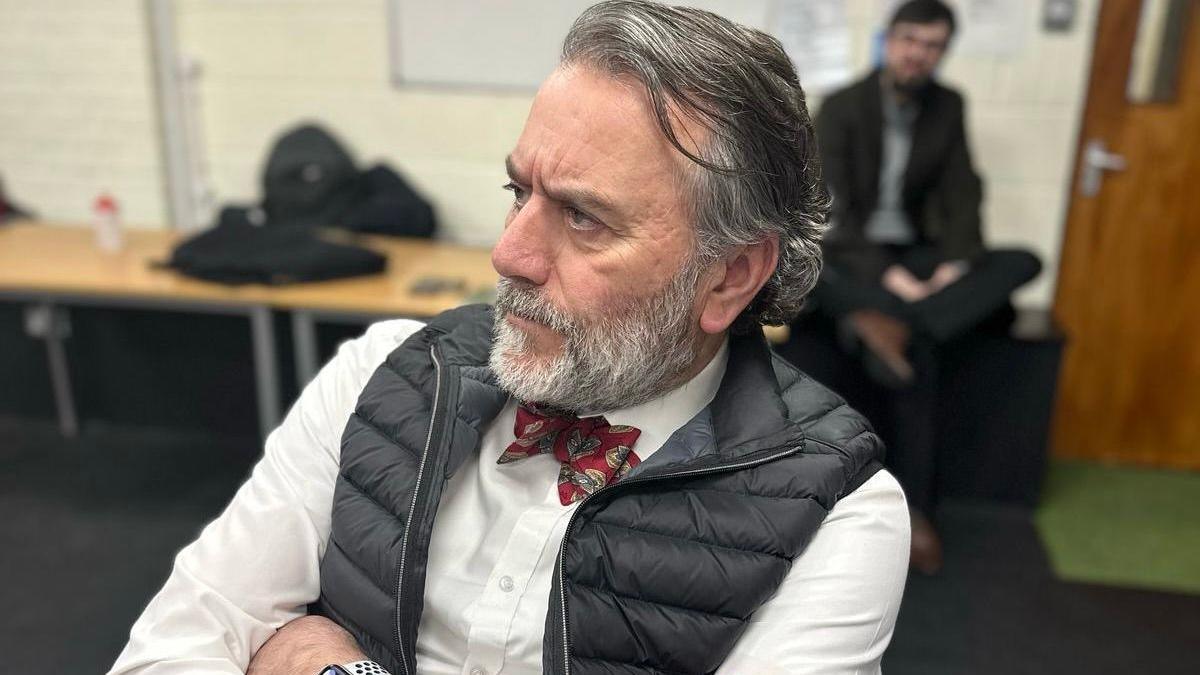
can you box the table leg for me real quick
[46,325,79,438]
[24,303,78,438]
[291,310,320,388]
[249,306,281,440]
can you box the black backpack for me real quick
[165,122,436,284]
[226,123,437,237]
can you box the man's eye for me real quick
[564,206,600,232]
[502,182,528,209]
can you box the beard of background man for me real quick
[490,255,707,414]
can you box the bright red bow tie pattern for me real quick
[498,403,642,505]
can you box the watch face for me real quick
[320,667,350,675]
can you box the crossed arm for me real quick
[250,469,910,674]
[110,321,910,674]
[246,616,363,675]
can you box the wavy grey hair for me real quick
[561,0,829,328]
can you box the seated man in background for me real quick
[109,2,909,674]
[812,0,1040,573]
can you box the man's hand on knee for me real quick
[882,264,930,302]
[247,615,366,675]
[927,260,968,293]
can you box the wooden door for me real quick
[1053,0,1200,469]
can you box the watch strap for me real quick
[320,660,391,675]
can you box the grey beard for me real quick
[489,266,704,413]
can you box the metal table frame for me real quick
[2,291,281,441]
[291,308,399,387]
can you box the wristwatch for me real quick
[319,660,391,675]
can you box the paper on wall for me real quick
[953,0,1029,56]
[873,0,1030,58]
[773,0,854,95]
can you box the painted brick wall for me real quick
[928,0,1100,308]
[0,1,166,227]
[1,1,1099,308]
[178,0,1099,307]
[175,0,530,248]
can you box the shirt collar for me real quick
[593,338,729,463]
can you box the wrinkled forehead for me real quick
[510,65,706,209]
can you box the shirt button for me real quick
[498,575,515,592]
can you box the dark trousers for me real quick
[811,246,1041,514]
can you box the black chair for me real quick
[777,309,1063,506]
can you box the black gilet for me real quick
[313,305,885,674]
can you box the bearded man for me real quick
[110,2,908,674]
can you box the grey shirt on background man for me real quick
[864,90,919,245]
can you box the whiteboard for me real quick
[389,0,773,91]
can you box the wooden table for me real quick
[0,222,497,438]
[261,232,498,387]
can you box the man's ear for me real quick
[698,236,779,334]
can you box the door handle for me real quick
[1079,139,1127,197]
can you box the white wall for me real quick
[0,0,1099,307]
[0,0,167,227]
[931,1,1099,307]
[176,0,532,247]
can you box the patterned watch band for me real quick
[337,660,391,675]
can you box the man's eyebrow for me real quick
[504,155,622,219]
[505,155,526,183]
[546,183,621,219]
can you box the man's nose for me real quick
[491,198,553,287]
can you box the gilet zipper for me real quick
[393,344,446,675]
[554,442,806,675]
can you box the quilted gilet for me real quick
[313,305,885,675]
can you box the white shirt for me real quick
[109,319,910,675]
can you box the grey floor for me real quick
[1,417,1197,674]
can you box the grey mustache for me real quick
[495,280,575,332]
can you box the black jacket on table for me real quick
[816,69,985,273]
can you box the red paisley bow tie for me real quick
[498,402,642,505]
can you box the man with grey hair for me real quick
[110,2,908,674]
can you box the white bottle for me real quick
[93,192,124,253]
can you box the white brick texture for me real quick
[0,1,167,227]
[1,0,1100,307]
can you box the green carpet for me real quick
[1035,460,1200,595]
